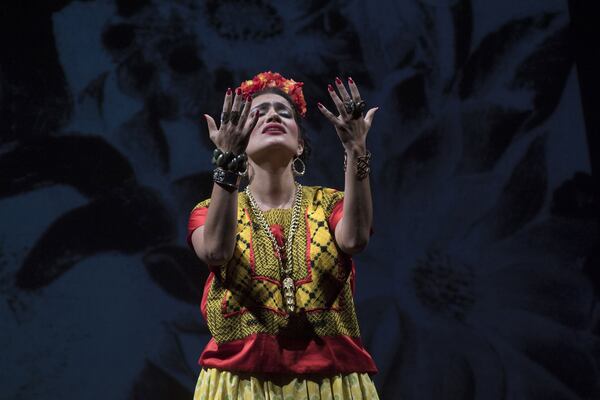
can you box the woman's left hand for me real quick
[317,76,378,151]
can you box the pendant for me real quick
[282,276,295,313]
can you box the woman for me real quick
[187,71,380,399]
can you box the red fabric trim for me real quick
[271,224,284,251]
[187,207,221,272]
[221,304,287,318]
[254,275,281,286]
[328,198,344,233]
[187,207,208,249]
[198,333,378,375]
[327,199,374,237]
[200,272,214,322]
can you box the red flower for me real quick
[238,71,307,117]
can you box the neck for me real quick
[247,159,297,210]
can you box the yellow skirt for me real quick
[193,367,380,400]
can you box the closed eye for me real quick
[252,102,293,118]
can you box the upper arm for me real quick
[335,216,371,256]
[190,225,205,257]
[326,192,353,255]
[334,217,349,254]
[187,200,211,261]
[189,210,227,268]
[327,192,374,256]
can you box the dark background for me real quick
[1,0,599,399]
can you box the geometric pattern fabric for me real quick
[190,186,362,344]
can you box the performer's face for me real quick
[244,92,303,162]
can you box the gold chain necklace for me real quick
[244,182,303,313]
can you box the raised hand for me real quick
[317,77,378,150]
[204,87,259,155]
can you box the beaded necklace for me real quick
[244,182,303,313]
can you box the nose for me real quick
[265,108,282,123]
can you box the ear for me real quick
[297,138,304,156]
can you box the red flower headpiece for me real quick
[237,71,307,117]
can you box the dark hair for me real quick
[249,87,312,166]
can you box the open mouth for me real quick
[263,124,286,135]
[264,129,285,135]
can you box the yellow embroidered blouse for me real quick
[187,185,377,374]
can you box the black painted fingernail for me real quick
[327,84,334,92]
[335,77,342,85]
[317,102,323,108]
[348,77,354,84]
[226,87,232,95]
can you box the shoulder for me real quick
[190,190,251,212]
[191,197,211,212]
[302,185,344,213]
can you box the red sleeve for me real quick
[187,207,208,249]
[327,198,345,233]
[327,198,374,236]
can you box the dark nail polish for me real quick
[236,88,242,95]
[327,84,334,92]
[317,102,323,108]
[335,77,342,85]
[226,87,232,95]
[348,77,354,84]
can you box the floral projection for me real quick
[1,0,598,399]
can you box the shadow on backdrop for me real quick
[1,0,598,399]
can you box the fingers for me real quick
[327,83,349,119]
[347,77,362,102]
[334,76,351,101]
[238,96,252,127]
[204,114,218,135]
[364,107,379,128]
[221,87,233,121]
[248,111,259,134]
[317,102,342,127]
[241,110,259,148]
[207,86,256,154]
[231,87,243,114]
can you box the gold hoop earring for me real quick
[292,156,306,176]
[240,154,249,177]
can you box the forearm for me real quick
[339,142,373,250]
[199,179,241,264]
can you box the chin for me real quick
[247,144,295,161]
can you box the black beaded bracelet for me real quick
[212,148,248,175]
[213,167,241,192]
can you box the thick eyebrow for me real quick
[251,101,292,112]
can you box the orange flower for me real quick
[238,71,307,117]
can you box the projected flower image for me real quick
[0,1,597,399]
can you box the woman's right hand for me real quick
[204,87,259,155]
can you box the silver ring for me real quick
[352,100,366,119]
[230,111,241,126]
[343,100,355,115]
[221,111,231,125]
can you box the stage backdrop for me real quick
[1,0,598,399]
